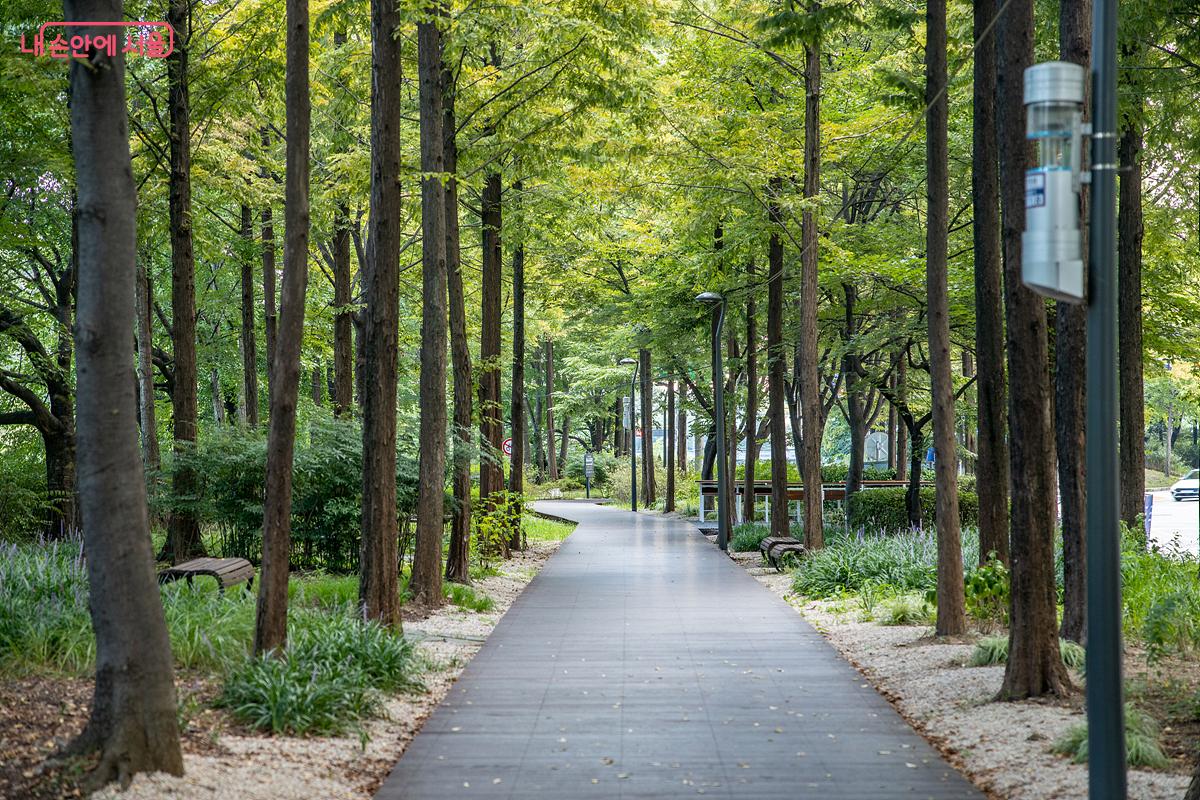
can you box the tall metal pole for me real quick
[712,300,729,551]
[630,364,639,513]
[1086,0,1127,794]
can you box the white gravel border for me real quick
[729,550,1191,800]
[94,539,564,800]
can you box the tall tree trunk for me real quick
[136,260,160,467]
[961,351,976,474]
[926,0,966,636]
[677,383,688,472]
[240,205,260,427]
[973,0,1010,565]
[1118,75,1146,525]
[997,0,1072,699]
[332,207,353,417]
[479,170,504,516]
[254,0,310,655]
[410,12,448,607]
[1057,0,1091,644]
[639,348,655,506]
[768,178,788,538]
[843,283,865,499]
[444,63,472,584]
[358,0,403,627]
[166,0,203,563]
[507,182,527,549]
[886,374,896,471]
[665,378,676,511]
[742,263,758,525]
[64,5,184,780]
[896,355,908,483]
[798,40,824,550]
[558,413,570,470]
[261,127,277,401]
[545,339,557,481]
[210,368,225,424]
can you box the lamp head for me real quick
[695,291,723,305]
[619,357,637,366]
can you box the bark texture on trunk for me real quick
[973,0,1010,565]
[261,127,277,401]
[665,378,676,511]
[443,51,472,584]
[1057,0,1091,644]
[926,0,966,637]
[136,260,160,468]
[166,0,204,563]
[767,178,788,538]
[742,262,758,522]
[254,0,311,655]
[65,4,184,781]
[332,205,353,417]
[798,41,824,550]
[545,339,557,481]
[1118,85,1146,526]
[239,205,260,427]
[358,0,403,627]
[639,348,655,507]
[410,14,448,608]
[997,0,1072,699]
[479,171,504,517]
[507,180,527,549]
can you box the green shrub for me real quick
[157,412,419,573]
[1060,639,1087,670]
[969,636,1088,670]
[0,429,54,541]
[730,523,771,553]
[289,573,360,609]
[564,451,616,488]
[846,487,978,533]
[878,594,934,626]
[1141,590,1200,663]
[0,540,94,674]
[1051,705,1171,769]
[219,610,424,735]
[791,528,980,597]
[969,636,1009,666]
[444,582,495,612]
[964,558,1009,626]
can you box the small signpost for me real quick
[583,452,595,498]
[502,437,513,457]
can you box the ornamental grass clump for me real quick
[1051,704,1171,769]
[220,609,425,735]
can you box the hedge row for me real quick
[846,486,978,533]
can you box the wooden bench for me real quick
[757,536,806,571]
[159,557,255,594]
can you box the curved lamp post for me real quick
[619,357,638,512]
[697,292,729,551]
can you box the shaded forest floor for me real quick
[0,535,570,800]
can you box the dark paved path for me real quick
[376,502,982,799]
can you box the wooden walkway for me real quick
[375,501,982,799]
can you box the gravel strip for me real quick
[735,555,1191,800]
[93,539,565,800]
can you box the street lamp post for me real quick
[1086,0,1127,794]
[620,357,638,513]
[697,292,729,551]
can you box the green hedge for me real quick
[731,463,897,483]
[846,486,978,533]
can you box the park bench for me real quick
[757,536,806,571]
[158,557,255,594]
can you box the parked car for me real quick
[1170,469,1200,501]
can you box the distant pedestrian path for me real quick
[376,501,982,799]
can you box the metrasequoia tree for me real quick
[255,0,311,655]
[64,1,183,784]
